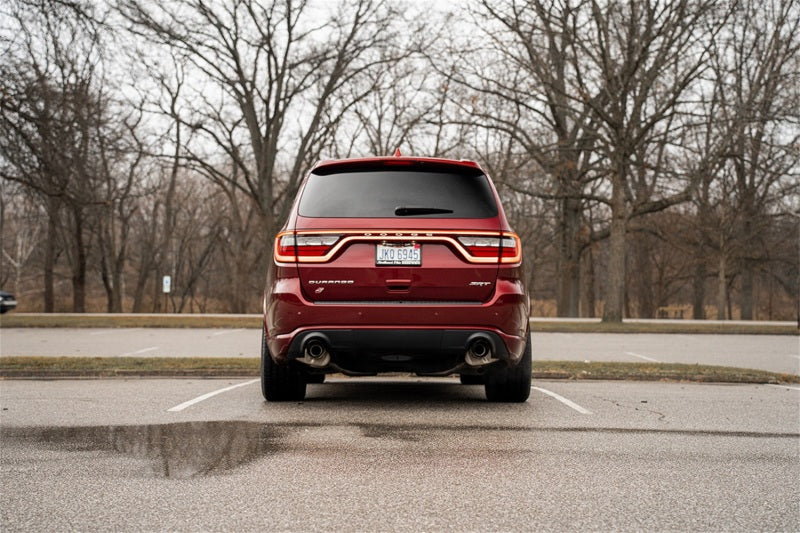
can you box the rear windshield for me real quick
[298,169,498,218]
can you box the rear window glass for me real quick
[298,170,499,218]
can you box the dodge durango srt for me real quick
[261,155,531,402]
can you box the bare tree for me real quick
[571,1,726,321]
[715,0,800,319]
[0,184,42,294]
[468,0,726,321]
[118,0,413,240]
[345,60,440,157]
[95,106,146,312]
[0,0,109,311]
[446,0,604,317]
[682,0,800,320]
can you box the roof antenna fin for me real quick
[393,148,402,157]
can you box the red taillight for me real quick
[274,232,341,263]
[456,234,522,264]
[276,231,520,264]
[457,236,501,258]
[275,233,296,261]
[499,235,522,263]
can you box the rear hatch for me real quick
[283,160,517,303]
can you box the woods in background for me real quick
[1,0,798,320]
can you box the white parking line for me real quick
[117,346,159,357]
[624,351,659,363]
[211,329,245,337]
[167,379,260,412]
[532,386,593,415]
[768,384,800,392]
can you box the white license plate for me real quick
[376,243,421,266]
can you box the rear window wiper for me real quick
[394,206,454,216]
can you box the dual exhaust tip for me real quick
[465,336,494,367]
[300,335,495,369]
[302,337,331,368]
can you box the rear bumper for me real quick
[284,328,516,375]
[265,276,529,371]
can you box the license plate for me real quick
[376,243,421,266]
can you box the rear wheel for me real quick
[484,332,531,402]
[261,327,306,402]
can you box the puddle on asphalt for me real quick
[1,421,280,479]
[5,421,794,481]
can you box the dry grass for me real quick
[0,357,259,377]
[531,360,799,384]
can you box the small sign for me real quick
[162,275,172,294]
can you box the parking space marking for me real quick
[532,386,593,415]
[117,346,159,357]
[768,384,800,392]
[211,329,245,337]
[624,351,659,362]
[167,379,260,412]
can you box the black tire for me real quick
[459,374,485,385]
[484,332,531,402]
[261,328,306,402]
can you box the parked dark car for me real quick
[0,291,18,314]
[262,155,531,402]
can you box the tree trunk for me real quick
[100,254,113,313]
[726,277,734,320]
[132,269,148,313]
[739,258,754,320]
[44,207,57,313]
[633,240,655,318]
[602,178,628,322]
[105,207,126,313]
[716,254,727,320]
[111,267,123,313]
[582,244,596,318]
[692,262,706,319]
[71,206,87,313]
[557,197,582,317]
[152,272,161,313]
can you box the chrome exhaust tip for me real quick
[305,341,327,359]
[469,340,491,359]
[301,338,331,368]
[465,336,495,367]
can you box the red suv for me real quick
[261,155,531,402]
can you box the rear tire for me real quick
[484,332,531,402]
[261,327,306,402]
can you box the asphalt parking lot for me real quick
[1,377,798,531]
